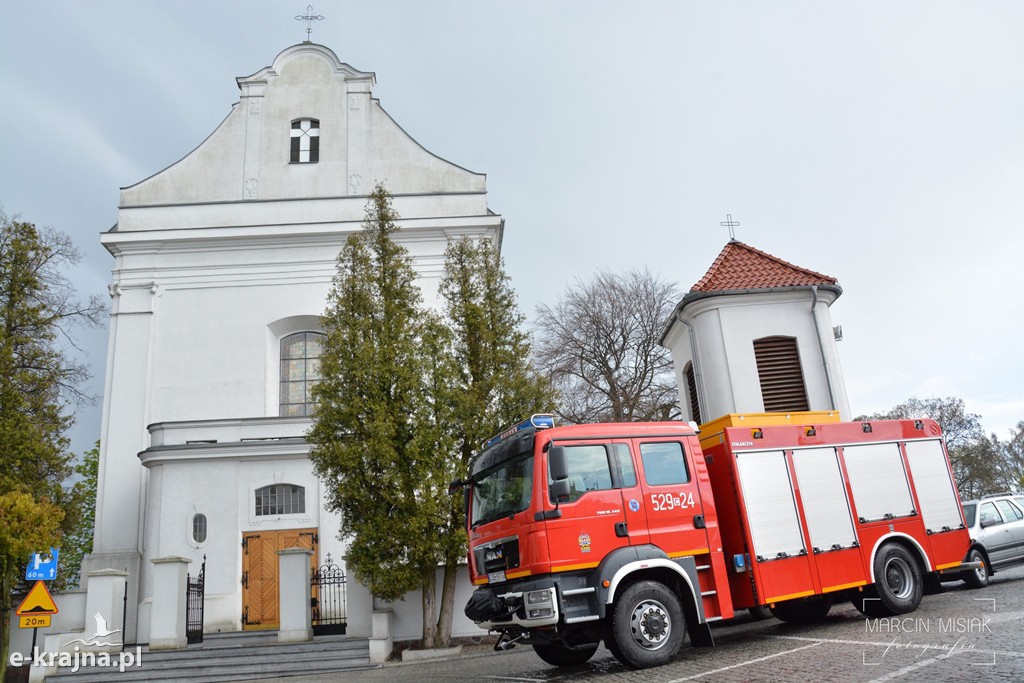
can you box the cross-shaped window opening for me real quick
[290,118,320,163]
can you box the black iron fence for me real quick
[186,555,206,644]
[311,553,347,635]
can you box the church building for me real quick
[85,41,502,643]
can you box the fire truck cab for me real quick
[456,414,973,670]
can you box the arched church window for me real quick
[290,118,320,163]
[753,336,809,412]
[255,484,306,516]
[192,514,208,544]
[280,331,324,416]
[685,362,702,425]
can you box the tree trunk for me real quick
[420,564,437,649]
[434,561,459,648]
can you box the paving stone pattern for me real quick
[270,565,1024,683]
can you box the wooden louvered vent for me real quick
[685,363,702,424]
[753,336,809,412]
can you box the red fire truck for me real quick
[454,414,975,669]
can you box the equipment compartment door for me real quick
[790,447,866,592]
[734,450,814,603]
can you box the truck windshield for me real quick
[471,454,534,527]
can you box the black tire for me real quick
[605,580,686,669]
[963,547,990,589]
[747,605,774,621]
[532,640,599,667]
[768,595,831,623]
[872,544,923,615]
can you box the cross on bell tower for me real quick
[295,4,325,42]
[720,214,740,241]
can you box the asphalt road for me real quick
[278,565,1024,682]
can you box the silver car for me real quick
[958,493,1024,587]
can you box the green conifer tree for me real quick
[432,238,553,646]
[308,185,455,647]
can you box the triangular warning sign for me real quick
[15,581,58,616]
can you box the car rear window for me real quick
[962,502,976,527]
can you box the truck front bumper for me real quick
[465,583,560,629]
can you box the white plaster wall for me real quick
[345,565,482,642]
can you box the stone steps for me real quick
[47,632,376,683]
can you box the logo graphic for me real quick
[66,613,122,648]
[578,533,592,553]
[629,498,641,512]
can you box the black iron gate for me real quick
[311,553,347,635]
[186,555,206,644]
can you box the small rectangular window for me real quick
[640,442,690,486]
[979,502,1002,527]
[290,118,320,164]
[995,499,1023,522]
[255,484,306,516]
[612,443,637,488]
[550,445,613,503]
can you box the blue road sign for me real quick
[25,547,59,581]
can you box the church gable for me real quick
[120,42,484,209]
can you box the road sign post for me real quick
[16,580,59,626]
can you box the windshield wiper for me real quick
[472,509,515,529]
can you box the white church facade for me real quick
[83,41,501,644]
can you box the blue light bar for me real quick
[483,414,555,450]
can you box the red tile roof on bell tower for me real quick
[692,240,839,292]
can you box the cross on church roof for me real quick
[295,4,325,42]
[720,214,740,241]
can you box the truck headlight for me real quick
[524,588,554,619]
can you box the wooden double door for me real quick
[241,528,318,629]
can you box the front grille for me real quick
[475,537,520,575]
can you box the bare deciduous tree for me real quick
[533,268,681,424]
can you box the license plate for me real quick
[488,570,506,584]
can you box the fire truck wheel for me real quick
[605,580,686,669]
[873,544,923,615]
[963,548,989,589]
[532,640,599,667]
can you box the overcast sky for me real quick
[2,1,1022,457]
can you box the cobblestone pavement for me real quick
[273,565,1024,683]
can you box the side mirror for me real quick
[448,479,465,495]
[549,446,568,481]
[550,479,571,503]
